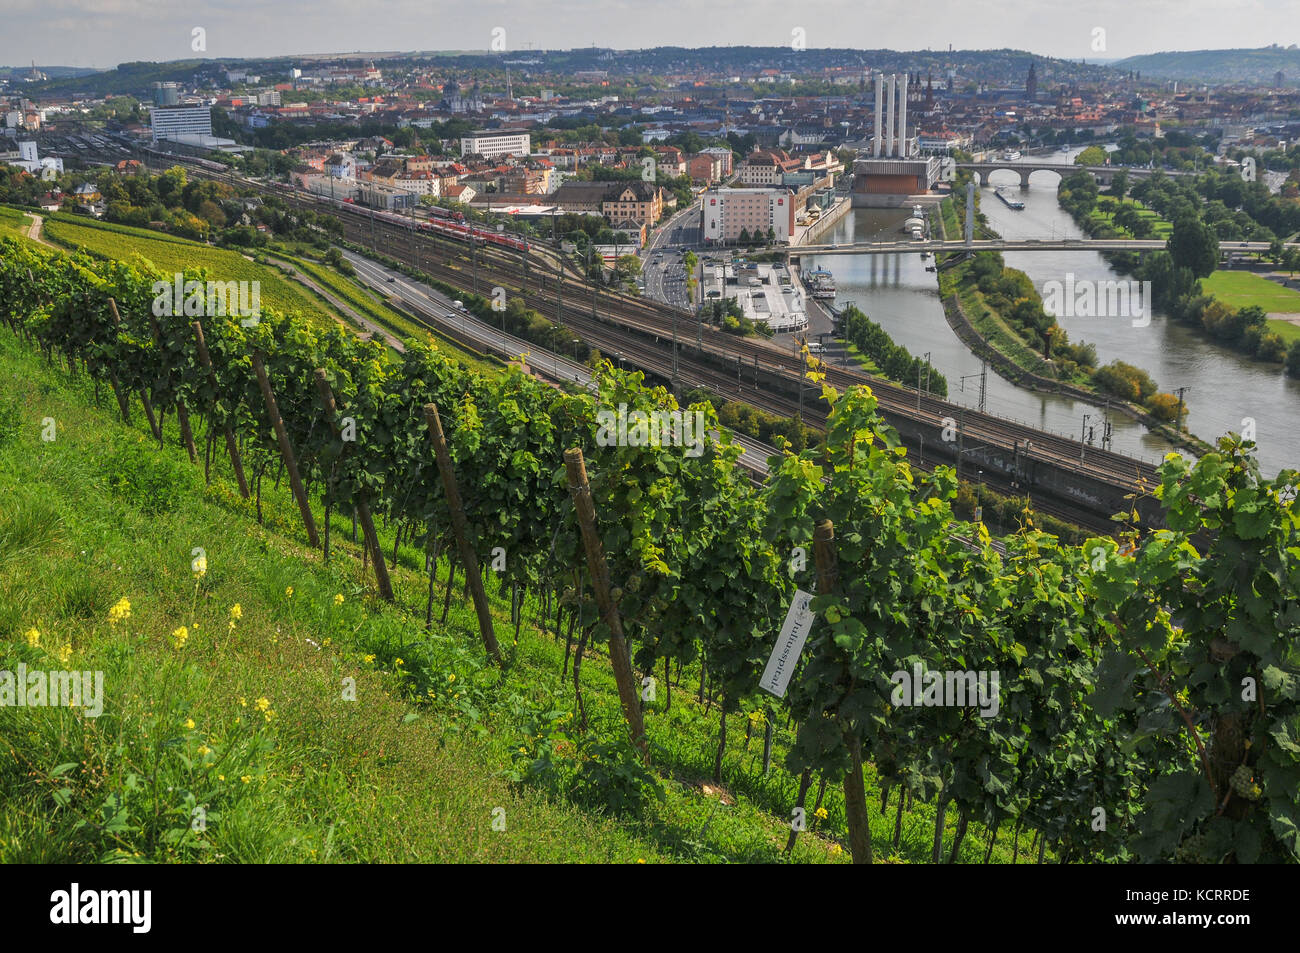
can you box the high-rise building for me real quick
[460,130,531,159]
[149,104,213,142]
[151,82,181,106]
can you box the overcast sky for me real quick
[4,0,1299,69]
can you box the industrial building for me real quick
[852,73,941,207]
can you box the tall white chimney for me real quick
[886,74,897,157]
[899,73,909,158]
[873,74,884,157]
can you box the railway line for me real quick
[146,152,1158,530]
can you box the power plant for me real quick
[852,71,941,207]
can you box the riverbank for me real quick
[932,191,1209,456]
[938,289,1211,456]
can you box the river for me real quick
[808,147,1300,476]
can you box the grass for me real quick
[38,216,336,327]
[0,325,1051,864]
[1202,270,1300,314]
[0,205,31,240]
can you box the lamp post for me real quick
[1080,414,1091,462]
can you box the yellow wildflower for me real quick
[197,745,211,757]
[363,654,375,664]
[218,774,225,781]
[333,594,344,606]
[814,807,829,820]
[285,587,293,598]
[830,843,843,856]
[169,626,189,649]
[447,673,456,683]
[394,658,404,667]
[240,775,251,784]
[229,604,243,621]
[254,697,271,712]
[57,644,72,664]
[24,628,39,648]
[183,717,195,730]
[238,696,247,707]
[108,598,132,624]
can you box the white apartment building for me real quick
[460,130,531,159]
[393,171,440,197]
[150,104,213,142]
[701,188,795,245]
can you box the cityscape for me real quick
[0,0,1297,905]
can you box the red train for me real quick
[333,199,530,253]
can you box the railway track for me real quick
[154,156,1155,530]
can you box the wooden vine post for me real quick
[814,518,872,864]
[315,369,393,602]
[110,297,163,437]
[422,403,503,667]
[146,311,198,463]
[191,322,250,498]
[251,350,320,549]
[563,447,648,762]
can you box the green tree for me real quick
[1168,215,1220,280]
[1075,146,1107,167]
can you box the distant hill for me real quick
[16,47,1122,99]
[1113,47,1300,85]
[0,65,103,80]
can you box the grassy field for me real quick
[1201,271,1300,345]
[0,324,1047,864]
[39,216,336,327]
[1202,270,1300,313]
[0,205,31,240]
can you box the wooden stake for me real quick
[563,447,648,761]
[422,403,502,667]
[814,518,872,864]
[192,322,250,498]
[315,370,393,601]
[252,350,319,548]
[146,311,198,463]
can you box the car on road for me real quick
[386,277,396,283]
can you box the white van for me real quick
[452,300,465,311]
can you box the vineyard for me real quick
[1,231,1298,864]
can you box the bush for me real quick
[1146,392,1182,423]
[1287,343,1300,378]
[1092,360,1158,403]
[1255,332,1287,363]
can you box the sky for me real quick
[3,0,1300,69]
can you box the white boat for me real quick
[804,267,836,299]
[1002,150,1022,161]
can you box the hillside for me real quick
[1114,46,1300,84]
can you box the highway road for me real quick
[341,249,776,476]
[642,199,700,310]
